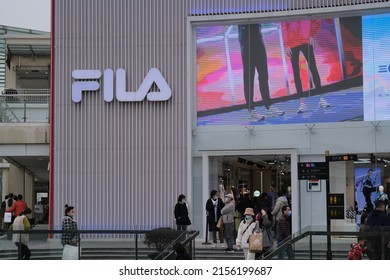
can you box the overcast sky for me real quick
[0,0,50,32]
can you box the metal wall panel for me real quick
[54,0,188,230]
[189,0,388,15]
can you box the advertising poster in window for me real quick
[354,167,381,213]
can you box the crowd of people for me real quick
[0,193,32,259]
[354,188,390,260]
[3,180,388,261]
[203,186,293,260]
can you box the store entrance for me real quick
[201,149,298,242]
[208,154,292,199]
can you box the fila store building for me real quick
[52,0,390,237]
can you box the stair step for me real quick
[0,246,352,260]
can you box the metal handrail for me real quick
[262,226,390,260]
[0,92,50,123]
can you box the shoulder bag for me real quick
[249,232,263,253]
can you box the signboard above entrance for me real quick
[298,162,329,180]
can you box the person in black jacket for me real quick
[277,205,294,260]
[365,200,390,259]
[174,194,191,231]
[205,190,225,248]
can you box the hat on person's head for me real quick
[244,207,255,216]
[226,193,234,200]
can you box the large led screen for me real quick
[363,14,390,121]
[196,14,386,126]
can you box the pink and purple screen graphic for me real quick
[196,17,364,125]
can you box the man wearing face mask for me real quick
[221,194,235,252]
[206,190,225,248]
[277,205,294,260]
[174,194,191,231]
[236,208,258,260]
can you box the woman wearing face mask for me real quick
[235,207,258,260]
[61,204,79,247]
[206,190,225,248]
[255,206,274,259]
[174,194,191,231]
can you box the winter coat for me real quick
[174,202,191,225]
[12,215,30,244]
[276,214,291,241]
[205,198,224,231]
[236,220,257,249]
[366,210,390,228]
[271,196,288,221]
[221,201,235,224]
[260,215,273,248]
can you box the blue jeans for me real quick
[277,241,294,260]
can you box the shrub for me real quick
[143,227,181,253]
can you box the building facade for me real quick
[52,0,390,238]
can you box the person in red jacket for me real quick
[348,238,367,260]
[14,194,28,217]
[282,19,330,113]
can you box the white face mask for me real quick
[181,199,186,204]
[245,215,253,220]
[225,198,229,203]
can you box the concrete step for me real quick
[0,246,352,260]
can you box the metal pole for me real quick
[326,158,332,260]
[135,233,138,260]
[77,231,81,260]
[23,97,27,122]
[202,215,210,244]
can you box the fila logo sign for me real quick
[71,68,171,103]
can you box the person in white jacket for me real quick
[11,207,32,260]
[236,207,258,260]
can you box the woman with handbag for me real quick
[11,207,32,260]
[205,190,225,248]
[61,204,79,260]
[235,207,258,260]
[255,206,274,259]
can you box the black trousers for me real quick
[290,44,321,94]
[15,242,31,260]
[239,25,271,110]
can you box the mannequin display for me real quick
[376,185,389,209]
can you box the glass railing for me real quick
[0,227,199,260]
[0,89,50,123]
[263,225,390,260]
